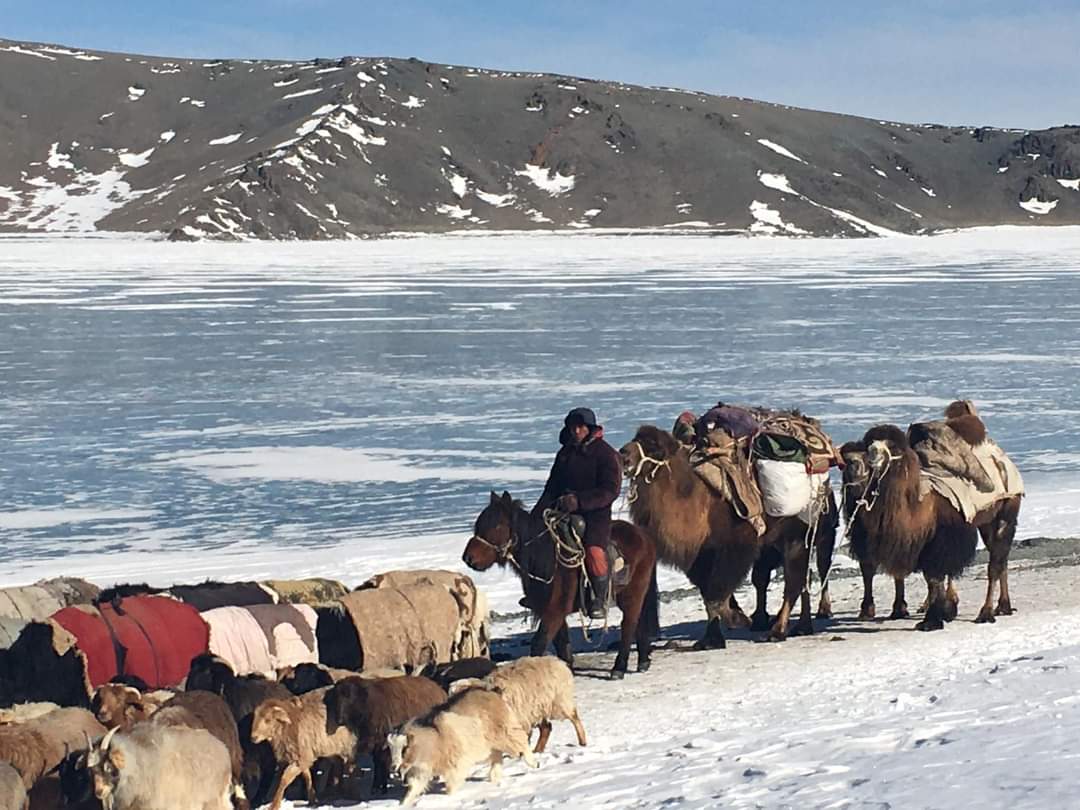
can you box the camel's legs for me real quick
[858,557,877,620]
[770,539,812,640]
[915,576,947,632]
[889,576,910,620]
[750,552,774,632]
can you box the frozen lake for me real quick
[2,228,1080,603]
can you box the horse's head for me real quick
[619,425,679,479]
[463,491,518,571]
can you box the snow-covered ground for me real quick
[272,560,1080,809]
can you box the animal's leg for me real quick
[372,747,391,795]
[915,576,947,632]
[401,772,430,807]
[634,600,653,673]
[487,753,503,784]
[993,513,1017,616]
[531,614,563,659]
[613,569,649,678]
[302,768,315,803]
[768,539,810,641]
[815,507,836,619]
[857,557,876,620]
[889,576,910,620]
[570,708,588,747]
[943,577,959,621]
[750,554,773,632]
[997,566,1014,616]
[533,720,552,754]
[790,542,815,637]
[443,765,467,795]
[268,763,303,810]
[553,622,573,670]
[719,593,751,628]
[694,597,728,650]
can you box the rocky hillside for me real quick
[1,38,1079,239]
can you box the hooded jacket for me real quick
[533,424,622,548]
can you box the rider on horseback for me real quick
[533,407,623,619]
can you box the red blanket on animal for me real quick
[51,596,209,689]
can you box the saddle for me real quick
[544,510,627,600]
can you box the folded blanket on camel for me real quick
[912,421,1025,522]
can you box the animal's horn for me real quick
[100,726,119,750]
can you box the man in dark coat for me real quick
[533,407,623,618]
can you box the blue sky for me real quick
[3,0,1078,128]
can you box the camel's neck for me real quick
[863,452,933,533]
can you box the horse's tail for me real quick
[641,565,661,642]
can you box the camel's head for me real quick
[620,425,679,475]
[839,441,869,484]
[463,491,517,571]
[862,424,910,473]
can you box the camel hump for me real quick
[908,421,995,493]
[945,413,987,446]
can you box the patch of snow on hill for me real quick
[476,189,516,207]
[118,148,154,167]
[46,143,75,170]
[208,133,243,146]
[282,87,321,100]
[1058,179,1080,190]
[436,203,473,220]
[274,78,298,87]
[402,95,425,108]
[160,131,176,143]
[1020,197,1059,215]
[127,86,146,101]
[0,44,55,60]
[759,172,797,195]
[0,168,148,232]
[749,200,808,235]
[757,138,807,163]
[446,172,468,198]
[515,164,575,196]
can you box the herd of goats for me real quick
[0,401,1025,810]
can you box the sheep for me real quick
[0,762,28,810]
[454,656,586,754]
[91,684,174,730]
[150,691,246,807]
[249,686,358,810]
[0,707,105,790]
[324,676,448,797]
[184,654,292,807]
[0,703,59,726]
[420,657,497,692]
[87,723,232,810]
[390,687,538,805]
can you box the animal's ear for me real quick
[273,705,293,724]
[501,491,512,505]
[490,490,499,504]
[108,748,126,771]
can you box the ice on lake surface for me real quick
[2,228,1080,603]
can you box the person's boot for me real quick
[587,573,609,620]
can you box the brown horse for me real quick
[620,425,832,649]
[462,491,658,679]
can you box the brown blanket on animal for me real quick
[0,577,100,622]
[744,407,843,472]
[339,584,461,672]
[690,430,766,536]
[909,420,997,492]
[358,570,483,629]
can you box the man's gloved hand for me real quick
[555,493,579,513]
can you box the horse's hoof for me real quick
[764,627,788,643]
[974,608,996,624]
[942,602,958,623]
[995,602,1014,616]
[750,613,772,633]
[857,606,876,621]
[915,618,944,632]
[815,609,833,620]
[610,669,626,681]
[637,659,651,673]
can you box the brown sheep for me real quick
[249,686,357,810]
[0,762,28,810]
[91,684,174,730]
[0,707,105,790]
[390,687,537,805]
[324,676,448,797]
[0,703,59,726]
[452,656,586,753]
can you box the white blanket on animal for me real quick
[920,440,1024,523]
[754,460,831,524]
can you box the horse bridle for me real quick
[467,530,517,566]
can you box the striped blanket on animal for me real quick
[202,603,319,677]
[0,578,100,622]
[910,402,1025,522]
